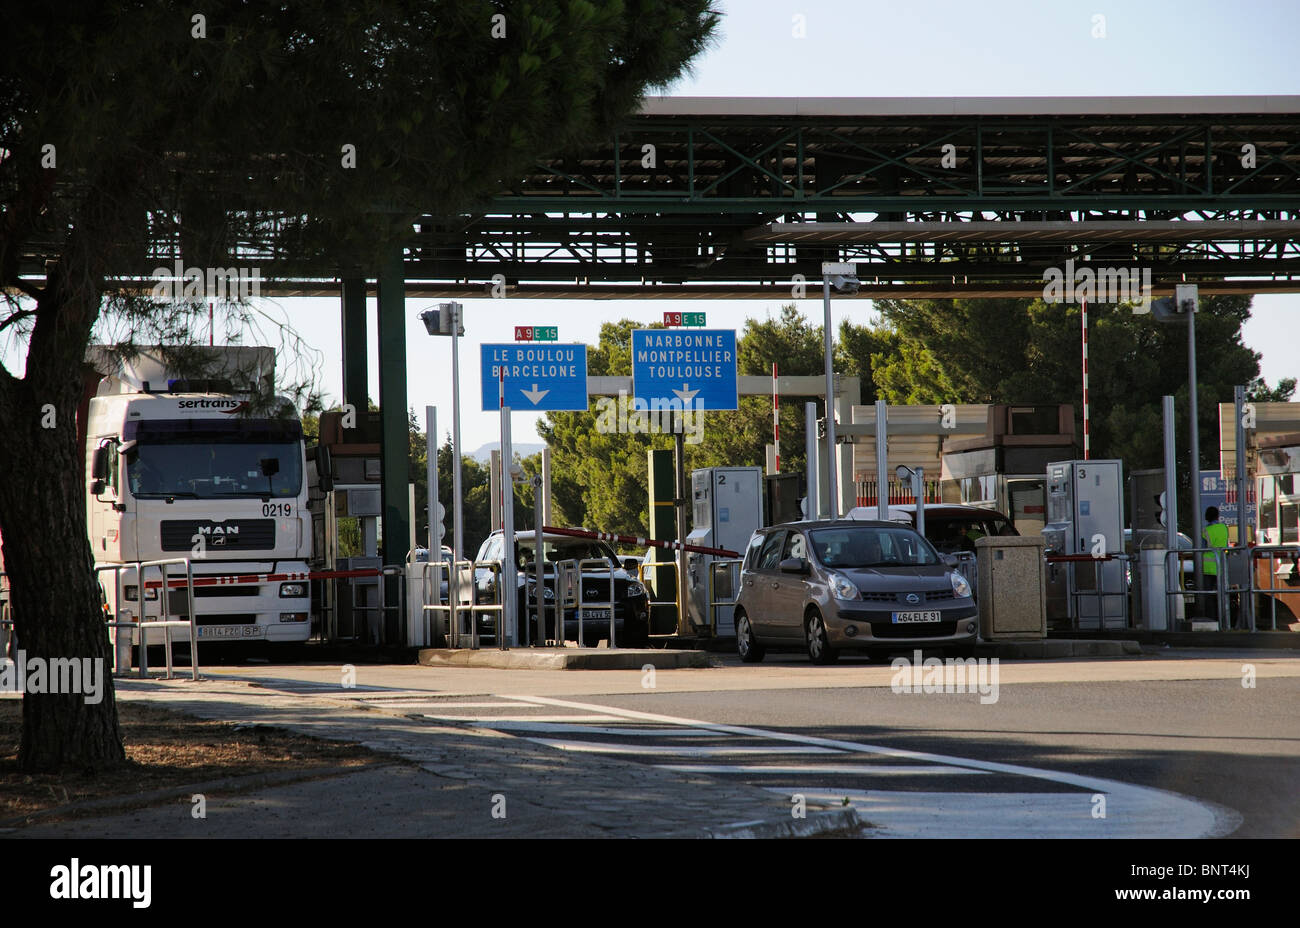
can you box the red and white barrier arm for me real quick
[542,525,740,558]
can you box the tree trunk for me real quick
[0,373,125,771]
[0,275,125,771]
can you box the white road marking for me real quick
[421,713,626,723]
[372,700,536,708]
[658,764,990,776]
[473,721,717,736]
[505,694,1240,838]
[524,739,843,757]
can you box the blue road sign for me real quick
[631,328,738,411]
[480,343,588,411]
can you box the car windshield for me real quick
[925,515,1016,553]
[517,538,617,568]
[810,526,940,568]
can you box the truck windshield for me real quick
[125,418,302,499]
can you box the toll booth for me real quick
[309,410,384,643]
[940,404,1076,537]
[764,472,805,526]
[686,466,763,635]
[1042,459,1126,629]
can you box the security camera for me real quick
[828,273,860,295]
[418,308,440,335]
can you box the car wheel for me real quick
[736,612,765,663]
[805,611,838,665]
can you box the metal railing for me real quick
[1245,545,1300,632]
[707,559,743,634]
[638,560,680,636]
[572,558,618,648]
[1046,552,1131,630]
[98,558,199,681]
[420,558,469,648]
[1165,547,1237,630]
[468,560,507,650]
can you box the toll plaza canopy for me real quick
[41,96,1300,564]
[252,94,1300,299]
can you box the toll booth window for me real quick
[1260,477,1277,533]
[1282,504,1298,545]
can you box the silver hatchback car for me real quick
[733,520,978,664]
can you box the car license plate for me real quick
[891,611,942,624]
[580,608,612,620]
[198,625,265,639]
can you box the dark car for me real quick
[468,530,650,647]
[733,520,978,664]
[849,503,1019,553]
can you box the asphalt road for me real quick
[198,646,1300,838]
[553,652,1299,838]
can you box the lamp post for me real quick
[821,262,860,520]
[1150,284,1204,603]
[417,302,465,566]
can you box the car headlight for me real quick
[279,582,307,598]
[951,572,971,599]
[826,571,860,601]
[526,580,554,600]
[627,582,646,598]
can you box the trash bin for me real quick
[975,536,1047,639]
[1137,547,1184,631]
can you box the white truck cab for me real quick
[85,347,313,646]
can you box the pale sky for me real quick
[6,0,1298,450]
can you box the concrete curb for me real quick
[979,639,1142,659]
[704,807,865,839]
[416,648,712,670]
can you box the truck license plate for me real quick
[891,611,942,624]
[198,625,266,639]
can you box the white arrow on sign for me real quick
[673,384,699,403]
[521,384,550,405]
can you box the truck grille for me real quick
[160,520,276,551]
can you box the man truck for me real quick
[83,346,318,653]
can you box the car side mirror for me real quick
[779,557,810,575]
[90,478,106,496]
[621,557,640,573]
[943,554,959,569]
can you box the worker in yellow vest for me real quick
[1202,506,1229,623]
